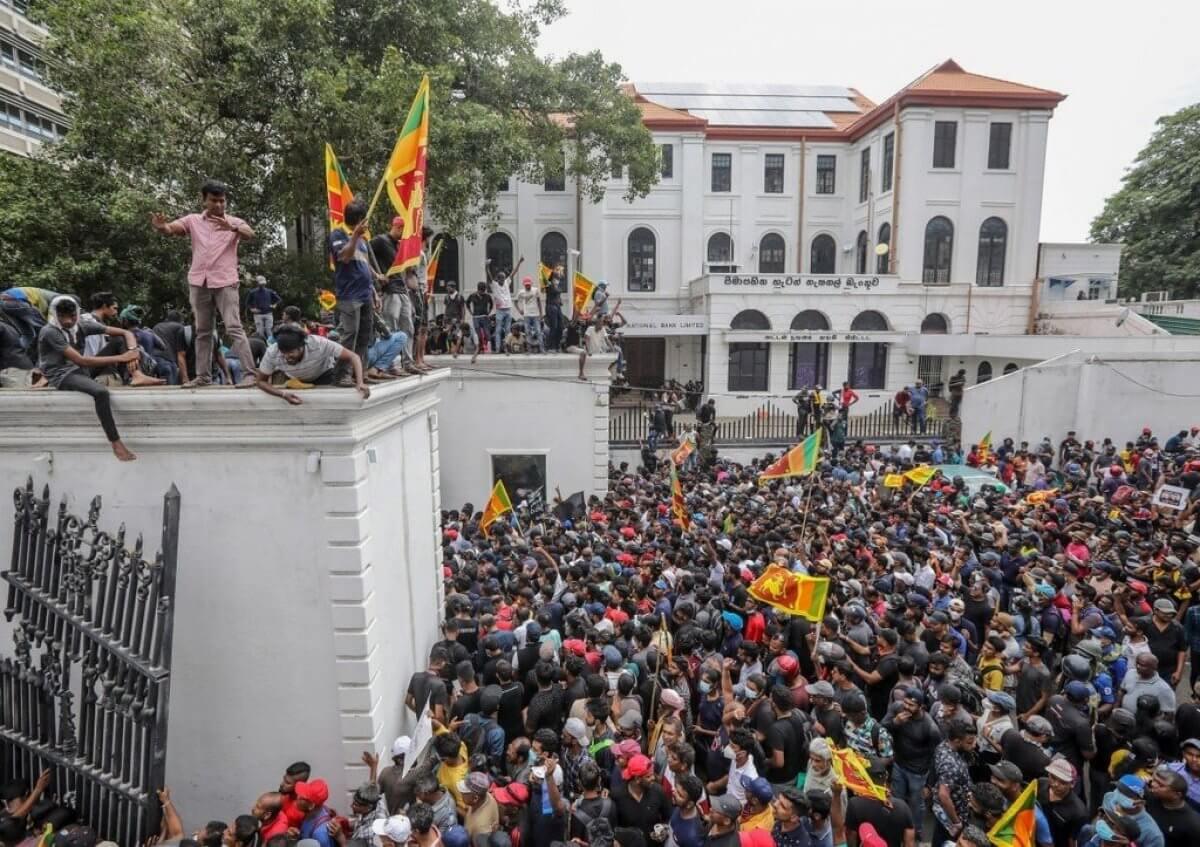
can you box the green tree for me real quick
[0,0,656,315]
[1091,103,1200,300]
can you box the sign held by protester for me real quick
[1152,484,1190,511]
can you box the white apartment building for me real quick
[0,0,66,155]
[433,59,1092,415]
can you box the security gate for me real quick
[2,479,179,847]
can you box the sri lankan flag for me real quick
[671,433,696,467]
[829,744,888,804]
[425,236,445,296]
[748,564,829,621]
[759,429,822,481]
[383,75,431,278]
[572,271,596,316]
[904,465,936,486]
[978,431,993,462]
[539,263,554,291]
[987,778,1036,847]
[325,143,355,269]
[480,479,513,537]
[670,464,689,531]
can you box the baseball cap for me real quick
[988,761,1022,783]
[622,754,652,781]
[1154,598,1178,615]
[805,680,835,698]
[740,775,774,803]
[1182,738,1200,752]
[1103,790,1137,814]
[294,779,330,806]
[711,794,743,819]
[563,717,588,742]
[490,783,530,806]
[1045,757,1076,784]
[1064,680,1091,702]
[372,815,412,844]
[442,826,471,847]
[615,739,642,759]
[392,735,413,758]
[1024,715,1053,736]
[1117,774,1146,798]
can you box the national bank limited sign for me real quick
[712,273,899,294]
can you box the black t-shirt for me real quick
[611,782,671,842]
[867,655,900,720]
[1036,779,1088,846]
[248,334,267,365]
[435,639,472,682]
[703,829,740,847]
[406,670,448,716]
[764,713,807,784]
[370,235,405,295]
[845,796,914,845]
[963,597,994,645]
[1045,695,1094,769]
[451,687,482,722]
[1178,703,1200,742]
[468,292,492,317]
[497,680,525,743]
[1138,616,1186,678]
[1146,797,1200,846]
[153,320,189,360]
[999,729,1051,783]
[0,321,33,370]
[1014,661,1053,715]
[526,686,564,734]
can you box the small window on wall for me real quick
[759,233,785,273]
[627,227,657,292]
[1003,363,1019,375]
[881,132,895,191]
[764,154,785,193]
[976,361,993,383]
[988,123,1012,170]
[816,155,836,194]
[491,454,548,514]
[660,144,674,179]
[876,222,891,274]
[707,232,735,272]
[711,153,732,192]
[810,234,836,274]
[544,149,566,191]
[855,231,869,274]
[933,121,957,168]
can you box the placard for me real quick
[1152,484,1191,511]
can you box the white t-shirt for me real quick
[585,326,608,355]
[259,335,343,381]
[491,280,514,310]
[725,756,758,804]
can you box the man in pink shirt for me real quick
[150,179,257,386]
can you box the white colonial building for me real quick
[427,59,1126,414]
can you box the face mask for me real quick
[699,681,712,694]
[722,744,735,760]
[742,689,759,701]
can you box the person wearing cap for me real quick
[347,781,389,841]
[1000,715,1053,783]
[377,736,413,813]
[1038,757,1088,847]
[458,772,500,839]
[245,273,281,339]
[1148,764,1200,843]
[796,737,837,797]
[705,794,744,847]
[1131,597,1187,687]
[372,814,413,847]
[978,691,1017,756]
[1046,681,1097,776]
[804,680,844,745]
[294,779,335,847]
[1167,737,1200,813]
[560,716,592,797]
[1118,652,1176,715]
[737,776,774,832]
[881,687,939,835]
[611,753,670,843]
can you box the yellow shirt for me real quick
[978,657,1004,692]
[435,729,470,814]
[739,806,775,833]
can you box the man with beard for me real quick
[883,688,941,838]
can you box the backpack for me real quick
[1112,485,1136,506]
[460,713,501,763]
[572,797,615,833]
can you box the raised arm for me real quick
[149,213,187,236]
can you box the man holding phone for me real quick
[150,179,257,386]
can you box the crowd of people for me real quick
[0,180,631,459]
[8,421,1181,847]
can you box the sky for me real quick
[536,0,1200,242]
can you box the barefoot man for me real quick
[150,179,258,387]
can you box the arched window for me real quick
[1003,362,1019,375]
[729,310,769,391]
[977,361,993,384]
[976,217,1007,287]
[707,232,735,273]
[876,222,891,274]
[790,310,830,331]
[486,232,514,279]
[730,309,771,331]
[850,310,889,332]
[429,234,460,293]
[540,231,568,293]
[789,310,831,389]
[627,227,656,292]
[922,216,954,284]
[855,230,869,274]
[920,313,949,334]
[759,233,786,274]
[810,234,836,274]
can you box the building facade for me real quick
[0,0,66,155]
[431,60,1092,415]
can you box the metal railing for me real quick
[609,402,952,446]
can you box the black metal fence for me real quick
[1,479,179,847]
[609,402,952,446]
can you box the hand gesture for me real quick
[283,392,303,406]
[209,215,235,232]
[357,384,371,401]
[150,213,169,232]
[352,221,368,240]
[362,750,379,769]
[35,769,50,791]
[157,787,171,804]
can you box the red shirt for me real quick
[744,612,766,645]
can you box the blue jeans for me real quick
[912,405,927,433]
[891,765,927,836]
[523,316,543,352]
[472,316,490,352]
[368,331,408,372]
[494,308,512,352]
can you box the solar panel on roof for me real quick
[687,109,835,128]
[640,93,860,112]
[636,81,854,98]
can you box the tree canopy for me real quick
[1091,103,1200,300]
[0,0,658,315]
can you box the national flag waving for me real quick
[670,463,690,531]
[758,429,822,481]
[978,431,993,461]
[883,473,905,488]
[572,271,596,315]
[904,465,937,486]
[425,236,445,296]
[748,564,830,621]
[1025,488,1059,505]
[325,143,356,269]
[480,479,513,537]
[829,744,889,804]
[382,75,431,278]
[539,263,554,290]
[671,433,696,467]
[987,778,1036,847]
